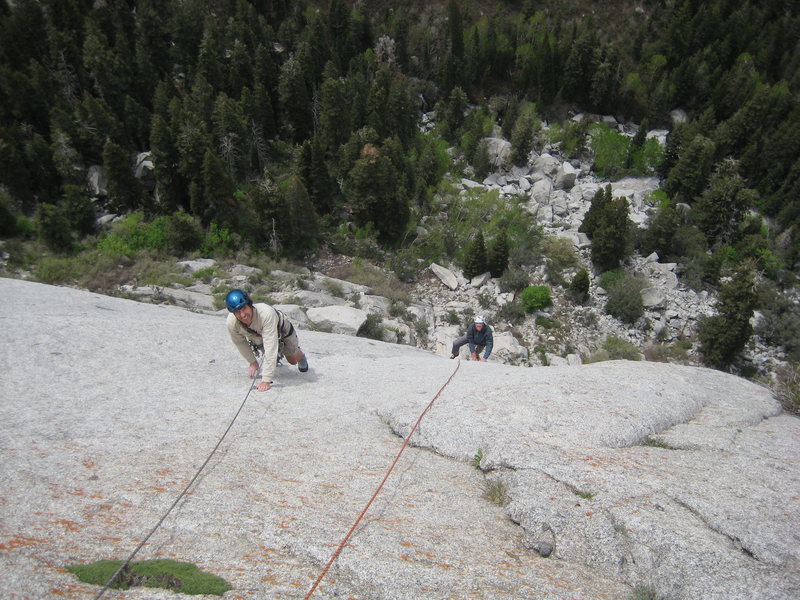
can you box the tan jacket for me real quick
[227,303,281,383]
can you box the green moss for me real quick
[67,559,231,596]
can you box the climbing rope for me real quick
[304,360,461,600]
[93,358,263,600]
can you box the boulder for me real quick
[530,178,553,205]
[273,304,311,329]
[86,165,108,197]
[308,273,373,298]
[176,258,216,274]
[470,271,492,288]
[358,294,393,315]
[483,137,512,168]
[430,263,459,290]
[554,162,579,190]
[554,230,591,249]
[271,290,347,307]
[532,153,561,177]
[641,286,667,309]
[491,331,529,363]
[306,305,368,335]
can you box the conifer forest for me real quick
[1,1,799,363]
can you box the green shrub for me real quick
[192,266,216,283]
[604,273,646,324]
[541,236,579,284]
[201,222,236,257]
[535,315,560,329]
[644,341,691,363]
[0,191,16,236]
[16,215,36,238]
[584,336,641,363]
[446,310,461,325]
[37,203,73,252]
[3,239,32,268]
[498,264,530,293]
[601,336,642,360]
[520,285,552,312]
[773,363,800,415]
[496,301,526,324]
[35,255,83,284]
[598,269,626,291]
[590,123,630,180]
[356,313,384,341]
[569,268,590,303]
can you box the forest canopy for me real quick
[0,0,798,269]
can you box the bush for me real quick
[604,273,646,324]
[520,285,552,312]
[498,264,530,293]
[357,313,384,341]
[601,336,642,360]
[590,123,630,180]
[16,216,36,238]
[201,223,236,257]
[773,363,800,415]
[541,236,579,284]
[495,301,526,325]
[36,203,73,252]
[0,191,16,236]
[568,268,590,303]
[584,336,642,362]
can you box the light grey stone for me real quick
[554,162,579,190]
[530,178,553,205]
[641,287,667,308]
[177,258,216,273]
[86,165,108,196]
[305,305,367,335]
[358,294,392,315]
[3,278,798,600]
[470,271,492,288]
[430,262,459,290]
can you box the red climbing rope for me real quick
[304,360,461,599]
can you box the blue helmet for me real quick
[225,289,251,312]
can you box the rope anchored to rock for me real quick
[304,360,461,599]
[92,357,264,600]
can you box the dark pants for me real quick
[452,335,484,358]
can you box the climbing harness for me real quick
[304,360,461,600]
[92,355,264,600]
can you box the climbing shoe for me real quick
[298,355,309,372]
[450,353,457,359]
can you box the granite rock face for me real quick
[1,277,797,600]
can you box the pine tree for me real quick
[200,148,235,227]
[579,184,612,238]
[699,265,758,369]
[463,230,488,279]
[487,230,509,277]
[590,196,631,272]
[346,144,409,245]
[278,174,318,256]
[693,158,758,246]
[103,139,142,213]
[663,134,716,204]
